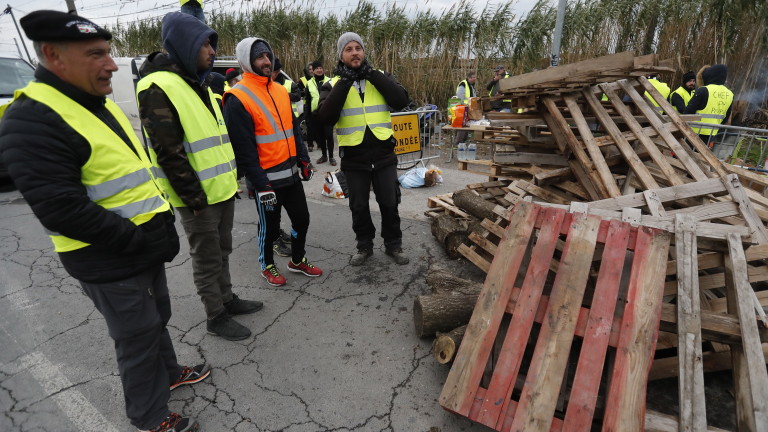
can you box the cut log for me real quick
[434,325,467,364]
[452,189,497,221]
[430,214,468,259]
[425,266,483,296]
[413,293,479,338]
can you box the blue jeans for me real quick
[180,3,205,23]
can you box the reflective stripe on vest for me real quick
[670,86,694,112]
[330,76,393,147]
[692,84,734,136]
[282,79,299,117]
[645,78,671,114]
[456,80,471,104]
[15,81,170,252]
[136,71,238,208]
[308,76,329,112]
[225,73,299,186]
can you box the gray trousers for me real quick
[178,198,235,319]
[80,264,181,429]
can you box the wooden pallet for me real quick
[441,201,671,430]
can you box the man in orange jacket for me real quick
[223,37,323,286]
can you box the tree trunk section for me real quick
[452,189,498,221]
[413,293,479,338]
[434,325,468,364]
[426,266,483,296]
[431,214,468,259]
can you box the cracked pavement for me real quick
[0,167,492,431]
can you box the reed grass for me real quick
[109,0,768,115]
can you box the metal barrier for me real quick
[392,108,444,169]
[687,122,768,169]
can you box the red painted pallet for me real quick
[439,201,671,431]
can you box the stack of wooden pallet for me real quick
[426,52,768,430]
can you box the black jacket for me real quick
[684,64,733,123]
[0,66,179,283]
[315,66,409,171]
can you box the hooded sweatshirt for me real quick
[684,64,732,123]
[136,12,224,211]
[222,37,309,192]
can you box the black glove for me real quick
[359,61,373,80]
[299,160,314,181]
[258,190,277,206]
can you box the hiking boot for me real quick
[316,155,328,164]
[385,248,410,265]
[206,313,251,341]
[170,364,211,391]
[287,257,323,277]
[224,294,263,315]
[262,264,287,286]
[329,158,337,166]
[140,412,199,432]
[350,248,373,266]
[273,237,292,257]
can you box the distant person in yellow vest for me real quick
[684,64,734,147]
[271,57,302,119]
[0,10,209,432]
[316,32,411,266]
[137,12,262,342]
[669,70,696,113]
[179,0,204,23]
[645,74,671,114]
[298,62,314,151]
[486,64,511,112]
[455,71,477,144]
[305,60,335,165]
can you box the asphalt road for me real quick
[0,163,493,432]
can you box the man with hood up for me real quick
[315,32,410,267]
[669,70,696,113]
[222,37,323,287]
[685,64,734,147]
[137,12,263,342]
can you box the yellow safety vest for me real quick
[136,71,238,208]
[691,84,734,136]
[12,82,171,252]
[489,73,511,103]
[307,76,329,112]
[330,76,393,147]
[456,80,471,104]
[180,0,203,5]
[282,79,299,117]
[645,78,671,114]
[670,86,694,112]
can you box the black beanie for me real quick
[273,57,283,71]
[311,60,323,69]
[682,71,696,84]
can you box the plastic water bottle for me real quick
[457,142,467,160]
[467,143,477,161]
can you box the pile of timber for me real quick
[423,51,768,431]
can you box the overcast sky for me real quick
[1,0,542,61]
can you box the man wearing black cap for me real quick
[0,10,208,432]
[669,71,697,113]
[315,32,410,266]
[136,12,263,342]
[305,60,336,165]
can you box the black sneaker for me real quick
[224,294,263,315]
[316,155,328,164]
[279,228,292,243]
[385,248,409,265]
[273,237,292,257]
[350,248,373,266]
[170,364,211,391]
[206,312,251,341]
[141,412,199,432]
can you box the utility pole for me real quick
[550,0,567,67]
[13,38,23,60]
[65,0,77,14]
[6,5,32,63]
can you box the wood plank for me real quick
[476,208,567,428]
[510,213,601,431]
[643,190,667,217]
[562,219,631,430]
[602,226,671,431]
[674,214,708,431]
[588,176,726,210]
[649,344,768,381]
[644,410,729,432]
[562,95,622,197]
[723,173,768,244]
[440,202,540,415]
[493,152,569,166]
[456,244,491,274]
[569,160,603,201]
[515,180,574,205]
[725,233,768,431]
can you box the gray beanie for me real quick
[337,32,365,59]
[250,40,272,65]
